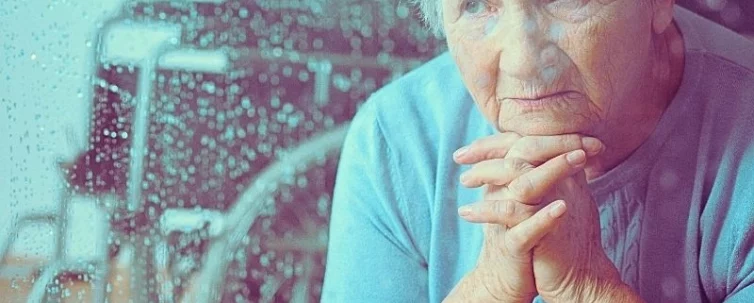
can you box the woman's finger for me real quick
[505,200,568,255]
[458,199,541,227]
[505,150,587,204]
[455,133,603,166]
[460,158,534,188]
[453,132,521,164]
[505,135,603,165]
[457,150,584,226]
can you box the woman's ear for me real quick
[652,0,676,34]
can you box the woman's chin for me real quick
[497,116,588,136]
[493,96,596,136]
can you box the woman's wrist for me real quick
[587,257,644,303]
[578,255,643,303]
[546,277,643,303]
[590,281,645,303]
[444,268,534,303]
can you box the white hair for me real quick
[411,0,659,37]
[409,0,444,36]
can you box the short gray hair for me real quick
[411,0,659,37]
[410,0,444,36]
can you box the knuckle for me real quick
[471,159,505,183]
[511,158,533,172]
[508,177,536,201]
[501,159,519,177]
[505,149,521,160]
[502,159,532,183]
[559,133,582,149]
[505,137,528,159]
[503,199,516,215]
[500,160,517,172]
[520,138,543,158]
[491,201,509,223]
[507,146,528,160]
[484,148,505,160]
[483,202,505,223]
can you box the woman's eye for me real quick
[462,0,490,15]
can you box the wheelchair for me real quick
[0,0,444,302]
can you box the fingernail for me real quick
[454,146,470,158]
[566,150,586,166]
[460,173,469,184]
[549,200,566,218]
[581,137,603,155]
[458,205,473,216]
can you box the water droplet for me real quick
[396,5,409,19]
[202,81,216,94]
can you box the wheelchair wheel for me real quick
[188,124,347,303]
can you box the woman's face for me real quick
[443,0,668,136]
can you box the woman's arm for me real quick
[321,102,429,302]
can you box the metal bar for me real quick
[126,42,180,303]
[313,60,332,106]
[229,48,424,71]
[127,57,155,213]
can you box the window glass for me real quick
[0,0,751,302]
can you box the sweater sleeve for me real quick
[320,100,429,302]
[700,141,754,303]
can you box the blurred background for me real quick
[0,0,751,302]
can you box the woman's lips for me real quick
[503,91,583,110]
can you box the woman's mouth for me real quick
[502,91,584,110]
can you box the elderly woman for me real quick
[321,0,754,302]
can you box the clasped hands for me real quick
[445,133,643,303]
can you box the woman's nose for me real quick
[494,11,551,81]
